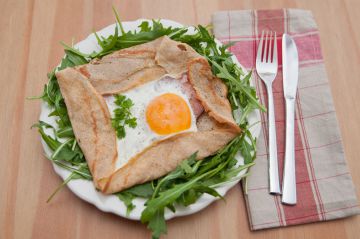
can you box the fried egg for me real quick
[105,76,199,170]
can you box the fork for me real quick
[256,30,281,194]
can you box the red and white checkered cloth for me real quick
[212,9,360,230]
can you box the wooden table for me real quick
[1,0,359,238]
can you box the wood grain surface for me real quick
[1,0,359,238]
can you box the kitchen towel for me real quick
[212,9,360,230]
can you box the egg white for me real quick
[105,76,198,170]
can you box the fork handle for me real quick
[266,83,281,194]
[282,98,297,204]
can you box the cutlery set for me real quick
[256,31,299,205]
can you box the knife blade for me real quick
[282,34,299,205]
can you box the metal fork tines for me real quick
[256,30,281,194]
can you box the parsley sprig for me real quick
[32,7,262,239]
[111,94,137,139]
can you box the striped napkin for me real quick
[212,9,360,230]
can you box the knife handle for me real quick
[282,98,297,205]
[266,83,281,194]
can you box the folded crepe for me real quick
[56,36,241,194]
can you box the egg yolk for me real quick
[146,93,191,135]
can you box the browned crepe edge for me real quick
[187,58,241,132]
[103,126,238,194]
[77,36,206,95]
[84,66,167,96]
[55,68,117,190]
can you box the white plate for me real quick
[39,19,261,221]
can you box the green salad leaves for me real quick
[33,8,262,239]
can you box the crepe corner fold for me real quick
[55,36,241,194]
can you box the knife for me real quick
[281,34,299,205]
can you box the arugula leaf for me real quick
[142,176,207,223]
[116,182,155,216]
[152,152,198,198]
[54,161,92,180]
[47,163,91,203]
[124,183,154,198]
[56,126,74,138]
[147,208,166,239]
[33,123,83,163]
[111,94,137,139]
[116,192,135,216]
